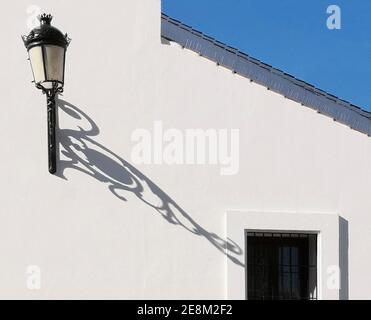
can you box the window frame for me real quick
[226,211,340,300]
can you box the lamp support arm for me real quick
[46,91,57,174]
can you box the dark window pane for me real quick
[246,232,317,300]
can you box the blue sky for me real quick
[162,0,371,111]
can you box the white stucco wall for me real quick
[0,0,370,299]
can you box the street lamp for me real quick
[22,13,71,174]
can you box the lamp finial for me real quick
[38,13,53,25]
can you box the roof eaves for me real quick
[161,13,371,137]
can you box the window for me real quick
[246,232,317,300]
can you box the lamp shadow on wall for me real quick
[55,98,244,267]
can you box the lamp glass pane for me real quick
[28,46,46,84]
[44,45,65,83]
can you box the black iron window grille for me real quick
[246,232,317,300]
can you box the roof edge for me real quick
[161,13,371,137]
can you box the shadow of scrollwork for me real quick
[56,98,244,267]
